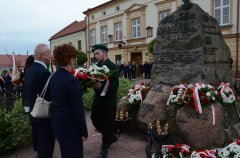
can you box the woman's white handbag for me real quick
[30,74,52,118]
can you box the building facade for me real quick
[83,0,240,76]
[49,20,87,54]
[0,54,28,72]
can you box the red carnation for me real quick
[199,91,205,96]
[187,88,193,94]
[181,80,186,84]
[236,139,240,145]
[190,96,194,101]
[71,69,76,75]
[80,73,88,80]
[173,88,178,94]
[185,102,191,107]
[141,82,144,85]
[203,96,209,104]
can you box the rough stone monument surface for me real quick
[151,0,232,86]
[138,0,237,148]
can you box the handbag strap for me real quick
[40,74,53,98]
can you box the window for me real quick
[214,0,230,25]
[146,26,153,37]
[101,26,108,44]
[115,55,121,65]
[132,18,141,39]
[160,10,170,21]
[78,40,81,50]
[116,6,120,11]
[103,11,106,16]
[90,29,96,45]
[91,15,95,20]
[69,42,72,45]
[108,35,113,43]
[115,22,122,41]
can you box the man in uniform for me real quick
[91,44,119,158]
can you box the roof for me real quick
[0,54,28,68]
[83,0,115,15]
[49,20,86,40]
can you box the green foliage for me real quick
[117,77,133,100]
[0,100,31,154]
[148,38,157,54]
[77,51,88,66]
[83,89,94,110]
[82,77,133,111]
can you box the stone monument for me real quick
[151,0,232,86]
[138,0,235,148]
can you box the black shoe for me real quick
[97,147,108,158]
[112,135,119,143]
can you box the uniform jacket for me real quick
[93,59,119,106]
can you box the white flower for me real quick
[129,89,133,93]
[178,89,183,94]
[202,84,206,88]
[215,91,218,95]
[212,97,215,101]
[208,85,213,89]
[225,89,230,93]
[187,84,193,88]
[128,97,134,103]
[206,92,211,97]
[197,85,201,90]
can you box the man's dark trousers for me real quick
[91,105,116,147]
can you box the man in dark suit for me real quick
[91,44,119,158]
[23,44,55,158]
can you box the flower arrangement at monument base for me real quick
[216,82,236,105]
[167,82,236,115]
[151,139,240,158]
[125,82,151,109]
[71,64,110,90]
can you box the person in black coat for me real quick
[127,62,133,80]
[122,62,128,78]
[49,44,88,158]
[91,44,119,158]
[132,61,137,79]
[0,74,5,103]
[23,44,55,158]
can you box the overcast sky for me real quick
[0,0,109,55]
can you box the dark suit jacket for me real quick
[23,62,51,113]
[49,67,88,138]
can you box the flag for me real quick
[48,57,56,73]
[11,54,20,86]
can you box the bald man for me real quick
[23,44,55,158]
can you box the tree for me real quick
[76,51,88,66]
[148,38,157,54]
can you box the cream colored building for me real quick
[83,0,240,76]
[49,20,87,54]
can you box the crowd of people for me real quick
[118,60,153,80]
[0,55,34,111]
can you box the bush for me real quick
[0,100,31,154]
[83,89,94,110]
[82,77,133,110]
[117,77,133,100]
